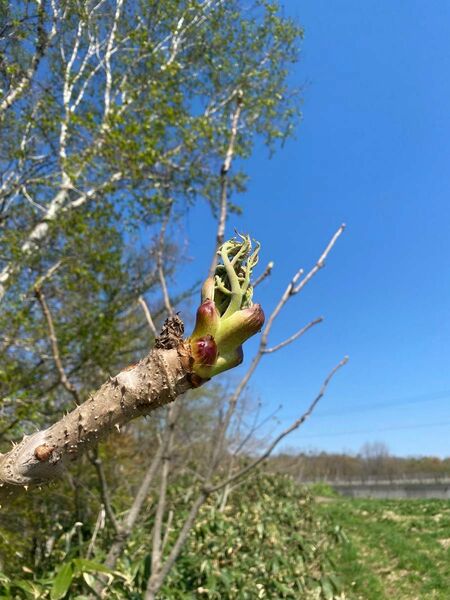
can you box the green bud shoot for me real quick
[188,233,264,379]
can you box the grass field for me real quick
[316,495,450,599]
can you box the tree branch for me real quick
[138,296,158,338]
[262,317,323,354]
[34,284,82,405]
[156,204,175,317]
[0,0,54,117]
[150,404,179,575]
[206,356,349,494]
[89,447,120,534]
[253,261,274,288]
[144,492,207,600]
[0,319,194,497]
[209,91,244,276]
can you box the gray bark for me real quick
[0,321,197,500]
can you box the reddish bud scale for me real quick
[191,334,218,366]
[191,299,220,339]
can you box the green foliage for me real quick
[0,475,346,599]
[306,482,340,498]
[0,557,119,599]
[148,474,343,599]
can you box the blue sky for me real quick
[179,0,450,458]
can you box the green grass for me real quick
[316,495,450,599]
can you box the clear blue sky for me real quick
[179,0,450,458]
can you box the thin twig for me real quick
[157,203,174,317]
[232,403,282,457]
[253,261,274,288]
[34,260,64,292]
[89,447,120,535]
[151,404,179,575]
[138,295,157,337]
[34,284,81,405]
[262,317,323,354]
[293,224,346,294]
[206,356,349,493]
[161,509,174,553]
[145,492,207,599]
[86,507,106,559]
[209,91,243,276]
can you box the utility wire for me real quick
[284,389,450,420]
[298,420,450,439]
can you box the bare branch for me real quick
[34,260,64,290]
[232,403,282,458]
[161,509,174,553]
[260,224,345,350]
[100,442,165,576]
[157,205,174,317]
[293,224,346,294]
[89,447,120,534]
[262,317,323,354]
[123,446,163,533]
[34,284,81,405]
[86,507,106,559]
[138,296,158,338]
[259,267,304,349]
[253,261,274,288]
[209,92,244,276]
[145,492,207,600]
[151,404,179,575]
[207,356,349,493]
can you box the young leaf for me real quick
[50,562,73,600]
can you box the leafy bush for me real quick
[155,474,345,599]
[0,474,346,599]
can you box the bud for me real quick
[197,345,244,379]
[216,304,265,353]
[201,277,216,302]
[188,234,264,379]
[190,334,218,366]
[190,299,220,339]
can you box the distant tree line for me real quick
[267,443,450,481]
